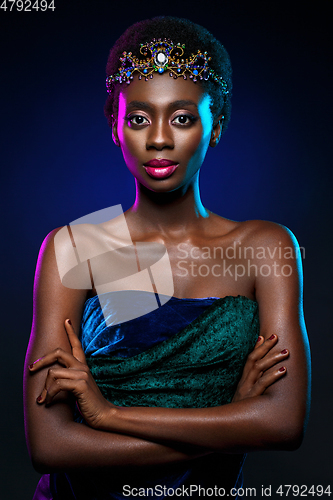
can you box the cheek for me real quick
[177,126,210,163]
[117,121,130,151]
[118,128,143,163]
[116,95,142,161]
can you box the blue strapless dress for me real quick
[33,293,259,499]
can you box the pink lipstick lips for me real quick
[143,159,179,179]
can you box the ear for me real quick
[112,116,120,148]
[209,115,224,148]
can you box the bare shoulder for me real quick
[32,226,91,342]
[38,225,78,265]
[37,225,96,292]
[237,219,300,253]
[35,226,67,278]
[208,213,299,251]
[39,226,64,254]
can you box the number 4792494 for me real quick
[0,1,55,11]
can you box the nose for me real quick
[146,118,174,151]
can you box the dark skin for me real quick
[24,73,310,472]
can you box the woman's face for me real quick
[113,73,218,192]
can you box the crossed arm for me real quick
[24,224,311,472]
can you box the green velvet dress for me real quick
[33,292,259,500]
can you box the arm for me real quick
[28,224,310,457]
[24,229,209,473]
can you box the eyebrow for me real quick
[169,100,198,110]
[126,100,198,112]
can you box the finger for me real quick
[248,365,287,397]
[29,347,81,371]
[254,349,289,374]
[65,319,86,364]
[38,377,89,406]
[254,336,264,349]
[247,334,279,363]
[36,367,89,404]
[245,348,289,386]
[240,334,279,381]
[256,333,279,356]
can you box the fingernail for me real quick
[278,366,286,372]
[29,359,39,369]
[36,395,42,403]
[29,356,44,367]
[68,319,72,325]
[281,349,288,354]
[269,334,276,340]
[257,336,262,342]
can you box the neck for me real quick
[127,172,209,235]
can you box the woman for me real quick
[24,16,310,499]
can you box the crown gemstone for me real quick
[155,51,168,67]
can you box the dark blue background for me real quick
[1,1,332,497]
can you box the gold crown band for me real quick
[106,39,228,94]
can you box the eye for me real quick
[172,114,196,126]
[128,115,149,126]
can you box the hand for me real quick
[29,319,114,429]
[232,334,289,403]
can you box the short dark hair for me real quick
[104,16,232,134]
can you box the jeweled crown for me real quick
[106,39,228,94]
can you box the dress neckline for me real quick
[171,295,255,301]
[83,292,256,308]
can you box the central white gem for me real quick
[156,52,167,66]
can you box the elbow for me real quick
[31,455,52,475]
[30,446,58,474]
[267,415,306,451]
[26,417,78,472]
[28,436,66,474]
[276,424,304,451]
[259,394,310,452]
